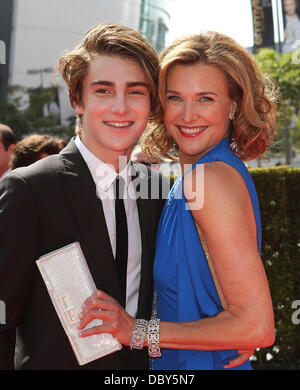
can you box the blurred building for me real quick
[139,0,171,53]
[0,0,171,126]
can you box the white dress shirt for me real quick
[75,136,142,317]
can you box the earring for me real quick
[229,113,238,153]
[230,103,237,123]
[169,136,177,148]
[230,138,238,152]
[230,113,236,124]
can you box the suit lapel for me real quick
[58,139,122,303]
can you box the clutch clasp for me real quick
[58,293,79,325]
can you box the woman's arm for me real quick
[165,161,275,351]
[78,162,274,365]
[77,290,255,368]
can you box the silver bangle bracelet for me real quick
[130,319,148,350]
[147,318,161,358]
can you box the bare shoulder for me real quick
[183,161,248,211]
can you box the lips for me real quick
[104,121,134,128]
[177,125,208,137]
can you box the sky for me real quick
[165,0,255,48]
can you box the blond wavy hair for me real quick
[140,31,279,162]
[56,23,160,135]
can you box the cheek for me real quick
[163,120,177,140]
[215,115,231,136]
[210,103,231,124]
[164,105,178,125]
[163,113,173,134]
[141,105,151,120]
[135,101,151,123]
[85,101,109,122]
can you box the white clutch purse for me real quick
[36,242,122,365]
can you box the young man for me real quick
[0,24,167,370]
[0,124,15,178]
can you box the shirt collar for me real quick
[75,135,131,192]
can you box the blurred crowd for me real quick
[0,123,68,179]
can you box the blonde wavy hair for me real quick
[140,31,279,162]
[56,23,160,135]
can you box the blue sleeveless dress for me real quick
[153,137,261,370]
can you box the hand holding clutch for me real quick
[36,242,122,365]
[78,290,136,347]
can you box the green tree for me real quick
[255,49,300,158]
[0,85,75,142]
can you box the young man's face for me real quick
[0,136,14,177]
[74,55,151,168]
[284,0,297,16]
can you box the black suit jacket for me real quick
[0,139,167,370]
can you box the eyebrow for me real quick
[90,80,150,89]
[166,89,218,97]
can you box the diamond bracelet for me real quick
[130,319,148,350]
[129,318,161,358]
[147,318,161,358]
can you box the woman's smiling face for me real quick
[164,62,236,165]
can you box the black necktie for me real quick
[114,176,128,307]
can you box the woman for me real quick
[78,31,278,370]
